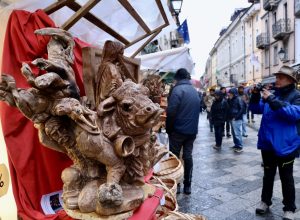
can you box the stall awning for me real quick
[137,46,194,73]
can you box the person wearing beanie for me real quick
[249,65,300,220]
[210,90,229,149]
[204,88,215,132]
[227,87,245,153]
[166,68,200,195]
[220,86,231,137]
[237,86,249,138]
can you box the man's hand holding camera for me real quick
[261,88,287,111]
[261,88,272,100]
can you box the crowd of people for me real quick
[200,84,257,153]
[165,65,300,220]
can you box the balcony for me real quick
[256,33,269,49]
[272,19,292,40]
[296,0,300,18]
[263,0,279,11]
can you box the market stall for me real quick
[0,1,175,219]
[0,1,204,220]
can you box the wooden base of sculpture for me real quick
[64,206,133,220]
[64,183,156,219]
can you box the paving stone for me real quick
[224,209,257,220]
[201,208,228,220]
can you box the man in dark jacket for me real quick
[228,88,245,153]
[250,65,300,220]
[211,90,229,149]
[166,68,200,195]
[221,86,231,137]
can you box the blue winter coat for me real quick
[166,79,200,135]
[249,84,300,156]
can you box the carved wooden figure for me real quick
[0,28,167,217]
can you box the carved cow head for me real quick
[98,80,163,135]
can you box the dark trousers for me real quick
[214,123,224,146]
[261,150,296,212]
[207,111,213,131]
[223,120,230,135]
[169,132,196,186]
[247,107,254,120]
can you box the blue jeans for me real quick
[230,119,243,147]
[242,114,247,136]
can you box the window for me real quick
[283,41,289,61]
[265,19,269,36]
[265,49,269,68]
[273,45,278,65]
[272,12,277,26]
[284,3,287,21]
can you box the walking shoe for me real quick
[213,145,221,150]
[255,201,269,215]
[283,211,294,220]
[234,147,243,153]
[252,120,255,123]
[183,185,191,195]
[248,120,250,123]
[226,133,231,137]
[176,184,181,194]
[242,134,248,137]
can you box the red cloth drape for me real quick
[1,9,162,220]
[0,10,88,220]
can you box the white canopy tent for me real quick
[0,0,194,73]
[137,46,194,73]
[0,0,177,56]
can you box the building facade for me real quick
[258,0,296,82]
[203,0,299,90]
[242,2,262,85]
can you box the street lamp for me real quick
[171,0,183,15]
[278,48,286,62]
[170,0,183,26]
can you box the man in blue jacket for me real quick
[250,65,300,220]
[166,68,200,195]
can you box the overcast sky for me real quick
[178,0,251,79]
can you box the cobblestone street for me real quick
[178,113,300,220]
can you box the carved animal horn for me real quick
[77,114,98,130]
[97,97,116,116]
[114,135,135,157]
[34,28,75,64]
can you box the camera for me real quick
[255,83,273,92]
[255,83,265,91]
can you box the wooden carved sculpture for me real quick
[0,28,167,217]
[142,74,164,103]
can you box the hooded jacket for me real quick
[211,91,229,125]
[249,84,300,156]
[227,88,245,120]
[166,79,200,135]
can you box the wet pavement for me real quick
[177,113,300,220]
